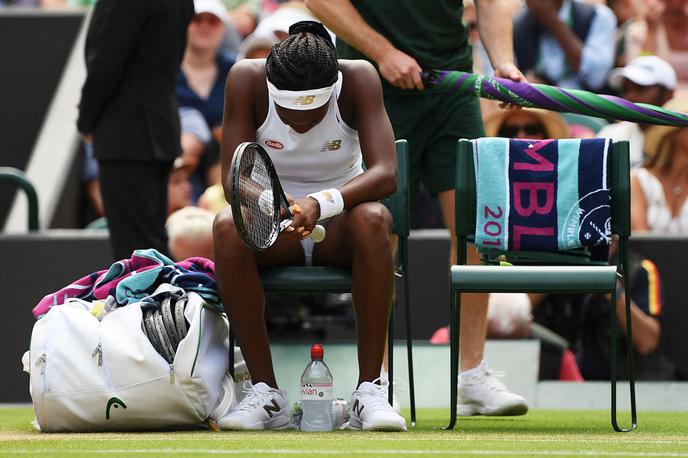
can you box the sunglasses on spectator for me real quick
[499,123,546,138]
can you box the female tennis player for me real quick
[214,21,406,431]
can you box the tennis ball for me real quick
[258,190,274,215]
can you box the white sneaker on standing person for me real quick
[348,379,407,431]
[458,361,529,416]
[458,293,529,416]
[217,381,291,430]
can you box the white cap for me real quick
[608,55,677,90]
[193,0,228,23]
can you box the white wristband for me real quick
[307,188,344,221]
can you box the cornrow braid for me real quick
[266,21,338,91]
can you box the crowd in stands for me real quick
[14,0,685,383]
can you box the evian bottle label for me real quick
[300,383,333,401]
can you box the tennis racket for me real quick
[229,142,326,251]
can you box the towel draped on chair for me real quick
[473,137,612,252]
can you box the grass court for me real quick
[1,407,687,457]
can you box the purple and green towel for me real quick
[33,249,220,319]
[473,138,612,252]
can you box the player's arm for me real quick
[475,0,525,81]
[614,291,661,355]
[306,0,423,89]
[220,61,259,204]
[336,61,397,206]
[614,262,662,355]
[630,172,650,232]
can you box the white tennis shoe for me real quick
[457,361,529,416]
[217,381,291,430]
[348,380,407,431]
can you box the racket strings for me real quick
[237,148,279,248]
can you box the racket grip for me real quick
[310,224,326,243]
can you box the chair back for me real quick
[0,167,39,231]
[382,139,410,237]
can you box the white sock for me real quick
[459,360,486,378]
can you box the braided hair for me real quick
[266,21,338,91]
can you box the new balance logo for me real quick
[352,399,364,418]
[294,95,316,106]
[321,140,342,152]
[263,399,281,418]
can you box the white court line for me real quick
[1,450,688,456]
[2,435,685,445]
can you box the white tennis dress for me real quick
[256,76,364,199]
[256,76,363,264]
[634,167,688,234]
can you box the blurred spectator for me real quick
[531,250,675,380]
[631,96,688,233]
[607,0,646,68]
[630,0,688,90]
[484,107,571,139]
[598,55,676,168]
[77,0,194,260]
[236,1,321,60]
[166,206,215,261]
[1,0,95,6]
[177,0,235,201]
[198,182,228,214]
[514,0,617,91]
[168,157,194,216]
[221,0,260,37]
[236,32,280,60]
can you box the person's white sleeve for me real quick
[578,4,617,91]
[178,107,212,143]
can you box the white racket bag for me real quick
[25,285,244,432]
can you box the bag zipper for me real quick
[92,343,114,390]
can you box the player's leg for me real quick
[214,206,305,386]
[314,202,393,384]
[213,207,303,430]
[437,190,489,371]
[314,202,406,431]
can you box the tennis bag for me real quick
[26,287,240,432]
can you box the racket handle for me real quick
[279,220,326,243]
[310,224,326,243]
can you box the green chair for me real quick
[230,139,416,425]
[0,167,39,231]
[447,138,635,432]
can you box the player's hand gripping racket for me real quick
[229,142,326,251]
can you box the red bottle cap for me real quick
[311,344,324,360]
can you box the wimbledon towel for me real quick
[474,137,611,252]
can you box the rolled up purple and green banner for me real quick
[422,70,688,127]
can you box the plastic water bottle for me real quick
[300,344,333,432]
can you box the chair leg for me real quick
[445,289,460,430]
[403,271,416,427]
[610,275,637,431]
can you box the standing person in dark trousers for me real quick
[77,0,195,260]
